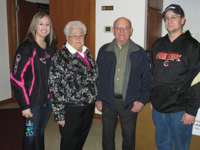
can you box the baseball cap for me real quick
[161,4,185,18]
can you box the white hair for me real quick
[63,21,87,37]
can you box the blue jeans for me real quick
[22,99,51,150]
[152,108,193,150]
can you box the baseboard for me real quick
[94,113,102,119]
[93,113,120,123]
[0,98,15,106]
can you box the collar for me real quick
[65,42,87,58]
[106,38,140,53]
[114,39,129,50]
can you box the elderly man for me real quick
[96,17,152,150]
[150,4,200,150]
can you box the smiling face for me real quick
[164,11,185,34]
[35,15,50,40]
[112,17,133,46]
[66,28,85,52]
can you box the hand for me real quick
[149,102,153,110]
[58,120,65,127]
[131,101,144,113]
[95,101,102,111]
[22,108,33,118]
[181,112,195,125]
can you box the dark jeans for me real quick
[22,99,51,150]
[59,103,95,150]
[152,108,193,150]
[102,98,138,150]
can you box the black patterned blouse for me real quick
[48,46,98,121]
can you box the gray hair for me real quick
[63,21,87,37]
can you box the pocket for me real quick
[102,104,105,113]
[150,81,180,111]
[29,105,34,109]
[27,81,32,96]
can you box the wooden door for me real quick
[5,0,37,104]
[146,0,163,51]
[146,7,162,50]
[49,0,96,57]
[149,0,163,10]
[17,0,37,44]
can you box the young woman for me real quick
[10,12,56,150]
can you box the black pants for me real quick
[102,98,138,150]
[59,103,95,150]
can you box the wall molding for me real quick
[0,98,15,106]
[5,0,16,104]
[94,113,120,123]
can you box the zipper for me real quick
[35,53,40,105]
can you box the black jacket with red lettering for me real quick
[150,30,200,116]
[10,38,56,110]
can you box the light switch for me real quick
[104,26,112,32]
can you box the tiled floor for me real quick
[0,102,122,150]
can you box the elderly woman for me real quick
[48,21,98,150]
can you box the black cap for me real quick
[161,4,185,18]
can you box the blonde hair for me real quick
[26,12,56,45]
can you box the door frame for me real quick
[0,0,17,105]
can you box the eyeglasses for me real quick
[164,15,181,22]
[68,35,84,39]
[114,26,130,31]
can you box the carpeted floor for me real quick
[0,102,123,150]
[0,108,24,150]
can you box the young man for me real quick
[96,17,152,150]
[150,4,200,150]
